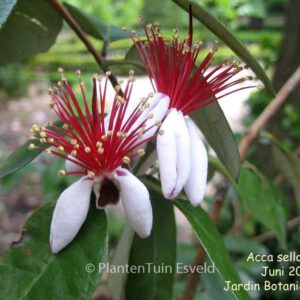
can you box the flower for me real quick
[29,69,169,254]
[130,8,253,205]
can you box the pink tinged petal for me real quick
[157,109,191,199]
[49,176,94,254]
[184,118,208,206]
[65,155,85,173]
[113,168,153,238]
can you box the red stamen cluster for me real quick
[131,12,254,116]
[28,70,156,177]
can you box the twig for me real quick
[239,66,300,161]
[47,0,119,89]
[255,216,300,242]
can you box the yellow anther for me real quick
[138,149,145,156]
[117,95,125,104]
[47,138,54,144]
[58,170,66,176]
[144,103,150,108]
[155,121,162,126]
[76,70,81,77]
[97,148,104,154]
[122,132,128,139]
[63,123,69,130]
[57,67,64,74]
[107,130,112,136]
[123,156,131,164]
[46,149,52,155]
[40,131,46,138]
[148,113,154,119]
[71,139,77,145]
[84,146,91,153]
[140,97,147,104]
[105,71,112,77]
[87,171,95,179]
[28,143,35,150]
[40,138,47,143]
[148,92,154,97]
[58,146,64,151]
[139,107,145,113]
[75,144,80,149]
[101,134,108,141]
[116,131,123,137]
[129,69,135,76]
[96,141,102,147]
[71,150,77,156]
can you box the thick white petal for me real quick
[142,93,170,140]
[184,118,208,206]
[65,156,85,173]
[50,177,94,254]
[174,110,191,196]
[157,109,191,198]
[113,168,152,238]
[157,109,178,198]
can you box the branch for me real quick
[47,0,119,88]
[255,216,300,242]
[239,66,300,161]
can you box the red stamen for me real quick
[130,8,253,116]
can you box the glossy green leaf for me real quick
[174,198,251,300]
[270,139,300,207]
[0,0,17,27]
[0,201,108,299]
[172,0,274,96]
[0,0,63,64]
[125,180,176,300]
[64,3,128,42]
[0,121,62,179]
[191,102,240,180]
[237,166,287,248]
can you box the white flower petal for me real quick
[184,118,208,206]
[174,110,191,196]
[50,176,94,254]
[142,93,170,140]
[157,109,191,198]
[113,168,152,238]
[65,156,85,173]
[157,109,178,198]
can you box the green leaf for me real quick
[191,102,240,180]
[0,0,17,27]
[270,139,300,207]
[0,0,63,64]
[0,121,62,179]
[125,179,176,300]
[0,201,108,299]
[171,0,275,96]
[0,140,41,179]
[64,3,128,43]
[174,198,251,300]
[237,166,287,248]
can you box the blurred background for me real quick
[1,0,300,299]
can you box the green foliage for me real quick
[192,103,240,180]
[126,181,176,300]
[237,165,287,249]
[174,197,251,300]
[0,0,62,65]
[64,3,128,42]
[0,201,108,299]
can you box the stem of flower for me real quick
[47,0,120,89]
